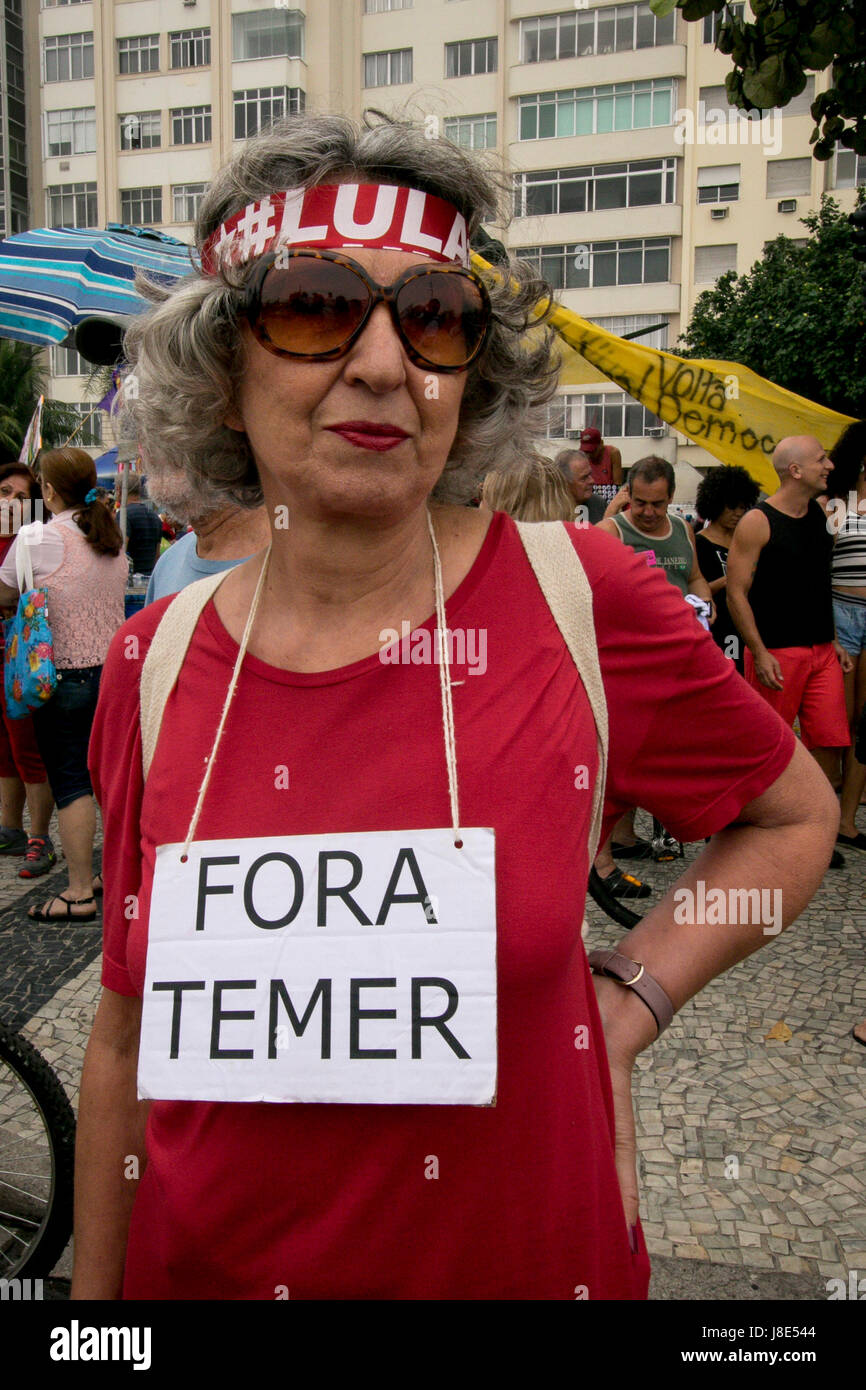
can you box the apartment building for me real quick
[0,0,29,238]
[29,0,861,471]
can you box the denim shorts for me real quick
[833,596,866,657]
[31,665,102,809]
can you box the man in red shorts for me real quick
[727,435,852,867]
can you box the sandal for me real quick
[28,893,98,924]
[92,873,103,897]
[852,1025,866,1050]
[598,866,652,900]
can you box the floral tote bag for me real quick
[3,525,57,718]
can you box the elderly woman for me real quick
[74,113,835,1302]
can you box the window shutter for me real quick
[766,158,811,196]
[697,164,739,188]
[694,243,737,282]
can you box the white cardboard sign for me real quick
[139,828,497,1105]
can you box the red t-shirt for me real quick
[90,512,796,1301]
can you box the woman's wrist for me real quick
[592,970,660,1061]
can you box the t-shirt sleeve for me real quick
[566,524,797,844]
[0,526,67,588]
[89,607,164,995]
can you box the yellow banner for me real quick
[472,254,855,496]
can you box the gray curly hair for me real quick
[121,110,559,507]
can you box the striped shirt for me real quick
[832,511,866,588]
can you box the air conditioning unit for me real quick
[182,0,197,7]
[710,206,729,220]
[645,427,667,438]
[59,161,70,171]
[777,198,797,213]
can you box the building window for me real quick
[546,391,664,439]
[697,163,740,203]
[172,183,207,223]
[46,181,97,227]
[513,158,677,216]
[120,187,163,226]
[170,29,211,69]
[699,75,815,123]
[515,238,670,289]
[171,106,212,146]
[766,157,812,197]
[445,37,497,77]
[833,150,866,189]
[519,78,674,140]
[51,345,88,377]
[119,112,161,151]
[363,48,413,86]
[703,3,744,44]
[232,9,304,61]
[45,108,96,157]
[443,113,496,149]
[42,0,89,6]
[520,3,675,63]
[590,314,668,350]
[364,0,412,10]
[65,404,102,447]
[43,31,94,82]
[694,243,737,283]
[117,35,160,75]
[234,86,305,139]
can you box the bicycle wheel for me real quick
[587,809,705,930]
[0,1019,76,1279]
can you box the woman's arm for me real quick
[594,738,837,1222]
[70,988,148,1300]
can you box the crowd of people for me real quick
[0,110,861,1302]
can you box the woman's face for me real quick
[0,471,34,538]
[718,504,746,529]
[225,248,470,525]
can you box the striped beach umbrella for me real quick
[0,224,199,355]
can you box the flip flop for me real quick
[28,894,98,924]
[852,1026,866,1049]
[92,873,103,897]
[837,832,866,851]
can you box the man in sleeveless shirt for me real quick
[597,455,714,607]
[727,436,852,867]
[580,427,623,489]
[597,455,715,861]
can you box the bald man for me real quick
[727,436,852,865]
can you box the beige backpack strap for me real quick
[514,520,609,869]
[139,569,234,780]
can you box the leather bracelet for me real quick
[587,948,675,1037]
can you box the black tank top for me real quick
[748,499,834,648]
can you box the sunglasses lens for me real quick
[257,258,368,355]
[397,272,487,367]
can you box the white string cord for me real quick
[181,516,462,858]
[427,508,462,845]
[181,543,273,858]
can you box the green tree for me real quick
[0,339,85,456]
[652,0,866,160]
[677,195,866,416]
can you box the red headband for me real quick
[200,183,470,276]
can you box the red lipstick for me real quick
[326,421,410,452]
